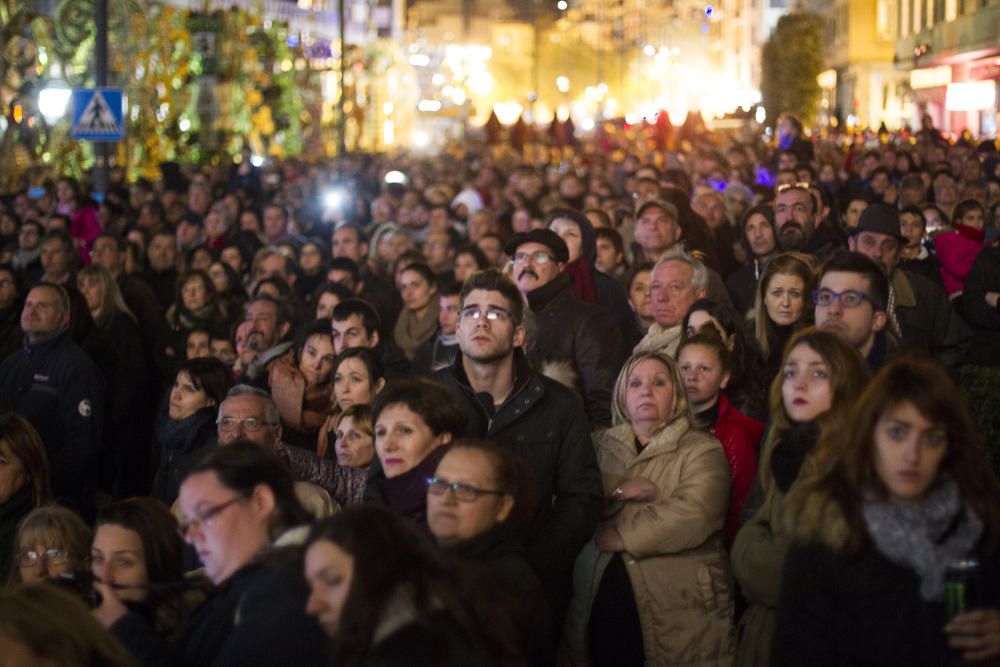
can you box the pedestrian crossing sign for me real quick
[71,88,124,141]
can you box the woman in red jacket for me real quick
[678,329,763,547]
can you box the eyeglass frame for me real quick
[216,416,279,433]
[459,306,513,323]
[426,477,506,502]
[177,496,246,538]
[812,288,876,309]
[512,250,556,265]
[18,547,71,568]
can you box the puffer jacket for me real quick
[565,417,735,666]
[709,395,762,547]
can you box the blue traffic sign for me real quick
[71,88,124,141]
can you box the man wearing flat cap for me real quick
[848,204,969,369]
[506,229,622,427]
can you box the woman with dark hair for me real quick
[207,260,247,317]
[726,205,779,316]
[175,441,327,666]
[365,378,466,527]
[313,281,355,320]
[774,358,1000,665]
[453,244,490,284]
[748,252,816,383]
[167,269,229,341]
[296,239,329,301]
[54,175,101,266]
[182,244,215,275]
[303,505,520,665]
[428,440,552,663]
[935,198,987,299]
[682,298,769,420]
[269,319,336,450]
[152,357,234,505]
[732,329,869,667]
[0,414,52,576]
[394,263,440,361]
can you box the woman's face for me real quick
[765,273,806,326]
[169,370,214,421]
[91,524,149,603]
[186,331,211,360]
[454,253,479,283]
[625,358,676,429]
[398,269,436,313]
[0,440,27,505]
[549,217,583,263]
[79,278,103,314]
[333,358,376,410]
[300,244,323,274]
[628,270,652,322]
[191,250,213,273]
[374,403,449,478]
[221,248,244,275]
[208,263,230,294]
[334,416,374,469]
[316,293,341,320]
[873,401,947,503]
[18,536,74,583]
[299,334,336,388]
[678,344,728,411]
[685,310,728,343]
[960,207,984,230]
[427,448,512,544]
[182,277,209,311]
[781,342,833,423]
[304,539,354,638]
[205,211,228,239]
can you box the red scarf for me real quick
[564,258,598,304]
[955,224,985,243]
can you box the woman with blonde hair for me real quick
[732,328,869,667]
[9,505,92,584]
[748,252,815,383]
[565,350,734,666]
[774,358,1000,665]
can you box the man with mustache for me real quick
[237,295,294,388]
[505,229,622,427]
[774,184,841,259]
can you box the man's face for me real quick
[256,255,289,284]
[899,212,925,249]
[467,212,493,243]
[477,237,503,267]
[176,221,202,249]
[635,205,682,257]
[744,212,777,257]
[934,174,958,206]
[424,231,453,270]
[0,271,16,310]
[331,314,377,355]
[216,394,280,448]
[148,235,177,272]
[815,271,885,352]
[243,300,286,352]
[40,239,70,277]
[774,189,816,251]
[186,331,211,359]
[90,237,123,274]
[693,194,727,230]
[438,294,461,336]
[331,227,366,265]
[844,199,869,229]
[850,231,901,274]
[188,186,211,214]
[263,206,287,240]
[511,242,563,294]
[595,237,622,273]
[18,225,40,251]
[455,289,524,364]
[650,260,704,329]
[21,286,68,339]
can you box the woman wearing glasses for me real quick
[152,357,234,506]
[428,440,552,663]
[174,441,327,666]
[564,350,735,667]
[365,378,466,528]
[9,505,91,583]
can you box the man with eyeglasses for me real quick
[504,228,622,427]
[847,205,968,370]
[814,252,898,371]
[433,269,602,629]
[773,184,842,259]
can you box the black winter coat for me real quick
[363,609,515,667]
[433,351,603,613]
[962,245,1000,366]
[524,272,622,428]
[152,408,218,506]
[0,329,103,511]
[891,268,970,370]
[773,538,1000,667]
[0,302,21,364]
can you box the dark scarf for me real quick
[526,272,572,313]
[376,445,451,529]
[770,421,820,493]
[157,408,217,455]
[442,522,523,563]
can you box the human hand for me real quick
[946,608,1000,662]
[595,521,625,552]
[986,292,1000,309]
[611,478,660,502]
[92,580,128,629]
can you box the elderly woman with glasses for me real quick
[9,505,91,584]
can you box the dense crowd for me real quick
[1,113,1000,666]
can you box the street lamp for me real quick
[38,82,72,125]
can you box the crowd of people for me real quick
[1,113,1000,665]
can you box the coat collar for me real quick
[601,417,692,464]
[891,268,917,308]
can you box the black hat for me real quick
[504,229,569,264]
[850,204,906,243]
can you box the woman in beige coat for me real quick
[565,350,735,667]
